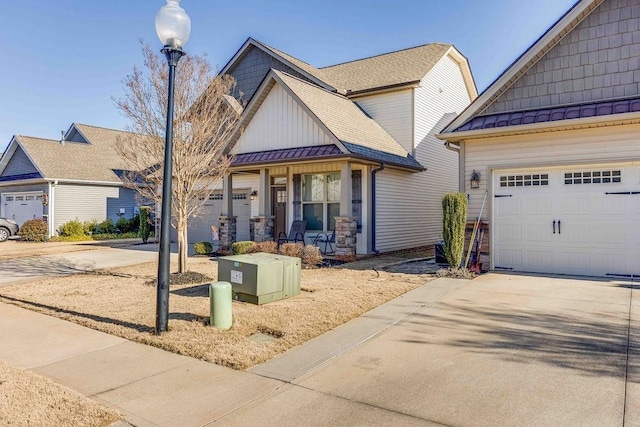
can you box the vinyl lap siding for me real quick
[237,84,333,154]
[106,187,139,220]
[375,168,427,252]
[463,124,640,222]
[408,54,472,245]
[1,146,39,176]
[354,91,413,153]
[53,184,120,232]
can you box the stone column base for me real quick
[250,216,274,243]
[334,216,357,257]
[218,216,237,252]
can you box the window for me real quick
[564,170,621,185]
[499,173,548,187]
[302,172,340,231]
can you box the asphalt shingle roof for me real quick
[274,70,410,159]
[320,43,452,93]
[16,124,136,183]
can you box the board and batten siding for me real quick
[236,83,334,154]
[354,90,413,153]
[463,123,640,223]
[53,184,128,233]
[1,146,39,177]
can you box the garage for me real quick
[187,192,251,244]
[493,164,640,277]
[1,192,44,226]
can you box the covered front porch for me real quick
[218,157,371,256]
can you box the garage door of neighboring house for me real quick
[187,192,251,243]
[493,164,640,277]
[1,192,43,226]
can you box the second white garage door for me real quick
[493,164,640,277]
[187,192,251,244]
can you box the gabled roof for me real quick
[320,43,451,94]
[222,38,476,97]
[441,0,603,134]
[220,38,336,92]
[232,70,423,171]
[3,123,137,184]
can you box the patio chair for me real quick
[277,220,307,247]
[312,229,336,254]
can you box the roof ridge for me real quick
[74,123,130,133]
[253,39,320,71]
[320,42,451,69]
[273,70,348,100]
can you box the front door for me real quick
[272,186,287,239]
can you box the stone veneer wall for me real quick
[218,216,236,252]
[334,216,357,257]
[249,216,274,243]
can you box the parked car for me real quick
[0,218,19,242]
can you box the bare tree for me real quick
[114,43,242,272]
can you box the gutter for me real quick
[371,163,385,255]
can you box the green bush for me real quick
[83,220,99,235]
[116,216,132,233]
[194,241,213,255]
[58,219,85,237]
[18,219,48,242]
[97,218,116,234]
[91,232,138,240]
[442,192,468,267]
[139,207,152,243]
[232,241,257,255]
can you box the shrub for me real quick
[139,206,152,243]
[194,241,213,255]
[116,216,136,234]
[97,218,116,234]
[302,245,323,266]
[232,241,257,255]
[279,243,303,258]
[91,232,138,240]
[442,192,468,268]
[254,240,278,254]
[58,219,85,237]
[18,219,48,242]
[82,220,99,235]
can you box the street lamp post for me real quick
[155,0,191,333]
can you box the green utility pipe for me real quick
[209,282,232,330]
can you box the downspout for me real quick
[371,163,385,255]
[445,141,464,192]
[49,179,58,238]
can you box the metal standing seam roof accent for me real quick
[454,96,640,132]
[232,145,343,166]
[0,172,42,182]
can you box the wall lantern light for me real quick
[250,190,258,200]
[470,170,480,189]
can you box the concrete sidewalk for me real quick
[1,272,636,426]
[0,278,465,426]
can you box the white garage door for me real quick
[1,192,43,226]
[493,164,640,277]
[187,192,251,243]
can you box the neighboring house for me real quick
[439,0,640,277]
[0,123,140,237]
[201,38,477,255]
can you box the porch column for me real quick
[340,162,352,216]
[251,168,274,243]
[336,162,356,256]
[219,173,236,251]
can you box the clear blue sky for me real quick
[0,0,577,152]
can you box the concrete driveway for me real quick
[241,272,638,426]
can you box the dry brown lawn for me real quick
[0,253,434,370]
[0,359,121,426]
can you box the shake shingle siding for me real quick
[485,0,640,114]
[229,46,312,102]
[1,146,38,177]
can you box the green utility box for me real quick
[217,252,301,305]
